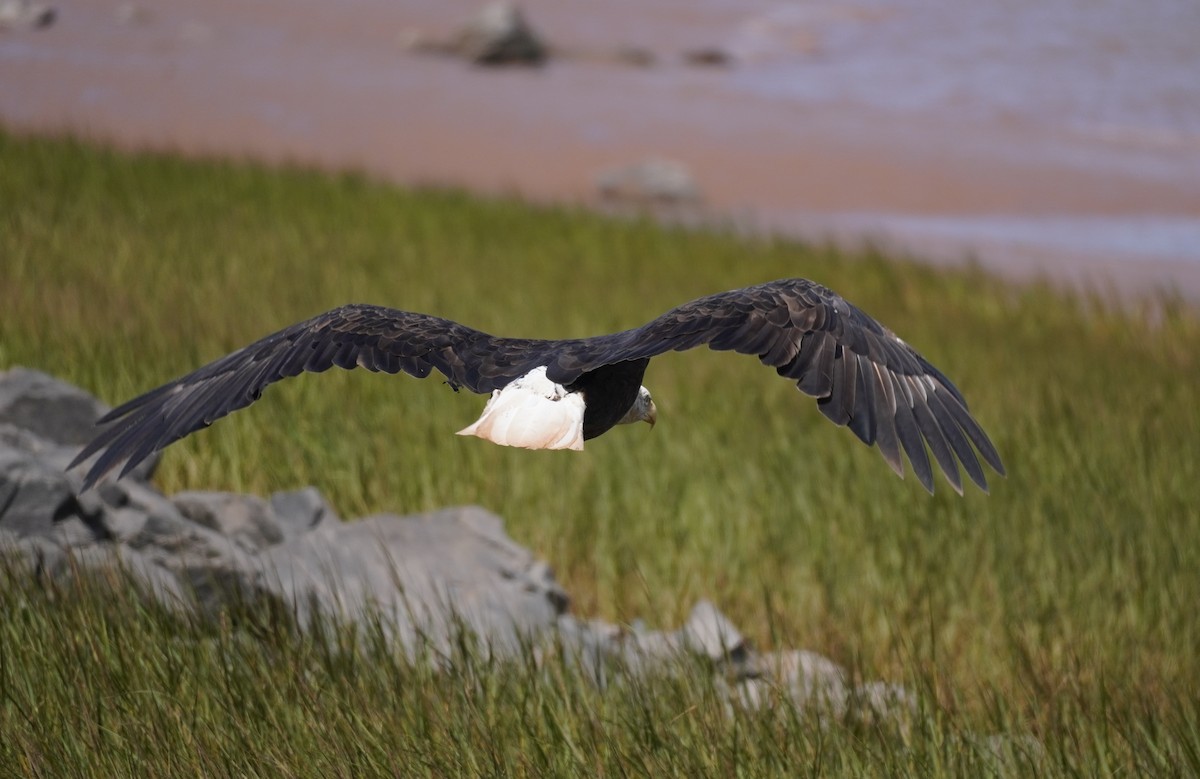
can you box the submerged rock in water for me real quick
[454,2,547,67]
[0,0,55,31]
[596,158,701,205]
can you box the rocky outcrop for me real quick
[255,506,569,658]
[0,365,932,727]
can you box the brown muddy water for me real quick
[3,0,1199,299]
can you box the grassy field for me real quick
[2,130,1199,776]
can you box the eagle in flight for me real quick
[72,279,1005,494]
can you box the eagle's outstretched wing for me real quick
[541,278,1004,493]
[71,307,566,488]
[73,278,1004,494]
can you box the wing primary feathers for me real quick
[118,418,173,482]
[86,409,159,484]
[846,355,876,446]
[904,378,963,495]
[95,382,172,425]
[934,389,1006,477]
[868,364,904,478]
[925,390,988,490]
[890,379,935,493]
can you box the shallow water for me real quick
[729,0,1200,150]
[2,0,1198,298]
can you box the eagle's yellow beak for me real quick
[644,400,657,429]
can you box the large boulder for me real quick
[0,447,82,537]
[255,506,569,658]
[0,367,110,447]
[172,491,287,552]
[0,438,107,546]
[94,479,259,614]
[0,367,159,483]
[47,543,193,614]
[169,486,340,551]
[268,486,340,539]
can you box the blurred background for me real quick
[3,0,1199,300]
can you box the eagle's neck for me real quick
[567,358,651,440]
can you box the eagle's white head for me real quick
[617,386,657,428]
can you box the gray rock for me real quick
[99,480,258,613]
[549,615,625,685]
[49,544,193,614]
[726,652,920,730]
[48,514,108,548]
[101,506,150,544]
[968,733,1046,770]
[255,506,568,659]
[269,486,339,538]
[610,46,655,68]
[735,649,849,715]
[0,529,66,576]
[0,368,107,446]
[680,599,746,662]
[552,601,751,682]
[455,2,547,66]
[619,624,685,673]
[596,158,701,205]
[94,480,186,543]
[682,47,733,67]
[0,527,19,548]
[774,650,849,710]
[173,491,284,552]
[0,423,124,493]
[0,368,158,483]
[0,448,90,538]
[847,681,917,727]
[0,423,61,458]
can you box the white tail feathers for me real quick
[456,367,586,451]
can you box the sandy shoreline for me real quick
[4,0,1199,301]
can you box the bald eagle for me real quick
[71,279,1004,494]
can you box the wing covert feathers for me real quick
[74,279,1004,494]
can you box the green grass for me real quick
[3,130,1200,776]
